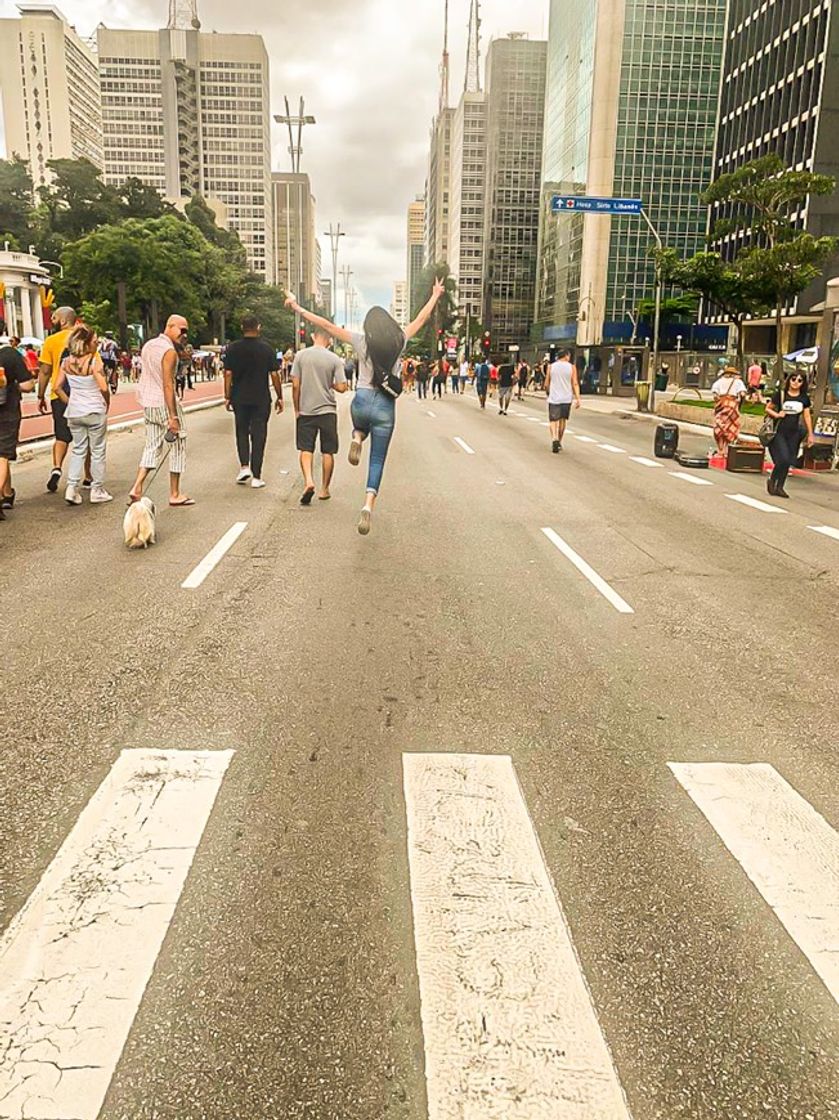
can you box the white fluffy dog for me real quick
[123,496,156,549]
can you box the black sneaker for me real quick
[46,468,61,493]
[552,440,560,454]
[82,478,93,489]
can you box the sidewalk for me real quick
[19,378,224,444]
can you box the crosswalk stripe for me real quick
[669,471,713,486]
[725,493,787,514]
[0,749,234,1119]
[808,525,839,541]
[670,762,839,1004]
[403,753,632,1118]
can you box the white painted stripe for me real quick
[598,443,626,454]
[426,410,437,417]
[181,521,248,589]
[669,471,714,487]
[403,753,632,1118]
[453,436,476,455]
[808,525,839,541]
[540,420,551,426]
[574,434,598,443]
[630,456,663,468]
[0,749,233,1119]
[541,527,634,614]
[670,762,839,1004]
[725,493,787,514]
[526,417,542,423]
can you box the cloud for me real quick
[0,0,549,310]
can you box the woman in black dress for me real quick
[0,343,35,520]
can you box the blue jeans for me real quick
[351,388,395,495]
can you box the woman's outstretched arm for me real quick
[284,293,354,345]
[405,278,445,340]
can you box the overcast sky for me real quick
[0,0,549,315]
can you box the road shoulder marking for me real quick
[181,521,248,589]
[670,762,839,1004]
[403,753,632,1117]
[725,493,787,514]
[452,436,476,455]
[0,749,234,1120]
[541,527,634,614]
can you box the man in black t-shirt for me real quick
[497,360,516,415]
[223,316,284,488]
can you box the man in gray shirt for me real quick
[292,325,348,504]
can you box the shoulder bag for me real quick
[758,386,783,447]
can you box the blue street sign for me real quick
[551,195,643,215]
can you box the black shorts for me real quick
[549,402,571,421]
[296,412,339,455]
[51,398,72,444]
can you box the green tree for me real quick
[33,158,122,258]
[116,178,171,220]
[636,293,698,328]
[703,154,837,373]
[0,157,34,247]
[410,261,457,355]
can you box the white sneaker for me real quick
[236,468,252,484]
[90,487,114,504]
[251,478,266,489]
[64,485,82,506]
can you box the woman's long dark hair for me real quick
[363,306,404,387]
[783,370,808,393]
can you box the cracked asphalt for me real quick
[2,389,838,1119]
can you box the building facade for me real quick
[425,109,453,270]
[483,35,547,352]
[0,5,102,188]
[0,249,51,339]
[711,0,839,350]
[407,195,426,316]
[97,23,273,281]
[391,280,408,328]
[272,172,318,306]
[448,91,486,325]
[534,0,726,348]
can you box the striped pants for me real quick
[140,404,187,474]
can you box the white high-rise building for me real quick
[391,280,408,328]
[97,16,274,281]
[272,172,318,306]
[0,5,102,189]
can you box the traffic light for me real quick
[437,327,444,354]
[482,331,491,355]
[298,325,306,346]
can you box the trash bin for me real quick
[654,422,679,458]
[635,380,651,411]
[654,371,669,392]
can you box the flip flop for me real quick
[300,487,315,506]
[317,494,331,501]
[169,497,196,506]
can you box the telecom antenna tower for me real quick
[465,0,482,93]
[168,0,201,30]
[438,0,450,112]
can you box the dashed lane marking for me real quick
[598,443,626,454]
[808,525,839,541]
[541,527,634,614]
[403,753,633,1118]
[452,437,476,455]
[181,521,248,589]
[0,749,234,1119]
[670,762,839,1005]
[670,471,714,487]
[630,456,663,467]
[426,410,436,417]
[725,494,787,514]
[573,435,598,443]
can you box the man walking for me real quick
[292,325,348,505]
[223,315,284,488]
[37,306,78,492]
[475,356,490,409]
[497,356,516,415]
[546,348,581,453]
[416,359,429,399]
[129,314,194,506]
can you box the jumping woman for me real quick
[286,278,444,534]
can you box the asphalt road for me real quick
[2,386,838,1120]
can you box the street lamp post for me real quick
[274,97,316,345]
[340,265,353,328]
[641,208,663,413]
[324,224,345,320]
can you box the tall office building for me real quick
[318,277,332,316]
[97,12,273,281]
[534,0,726,348]
[391,280,408,328]
[272,172,318,305]
[711,0,839,347]
[0,5,102,189]
[407,195,426,316]
[425,108,454,269]
[483,35,547,351]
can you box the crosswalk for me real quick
[1,750,836,1118]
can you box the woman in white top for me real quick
[710,366,747,460]
[54,325,111,505]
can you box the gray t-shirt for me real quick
[292,345,347,415]
[350,330,406,390]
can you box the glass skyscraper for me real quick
[534,0,726,346]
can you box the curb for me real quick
[611,408,762,443]
[16,398,226,462]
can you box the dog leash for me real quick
[132,437,173,501]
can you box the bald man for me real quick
[38,305,80,492]
[129,315,194,506]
